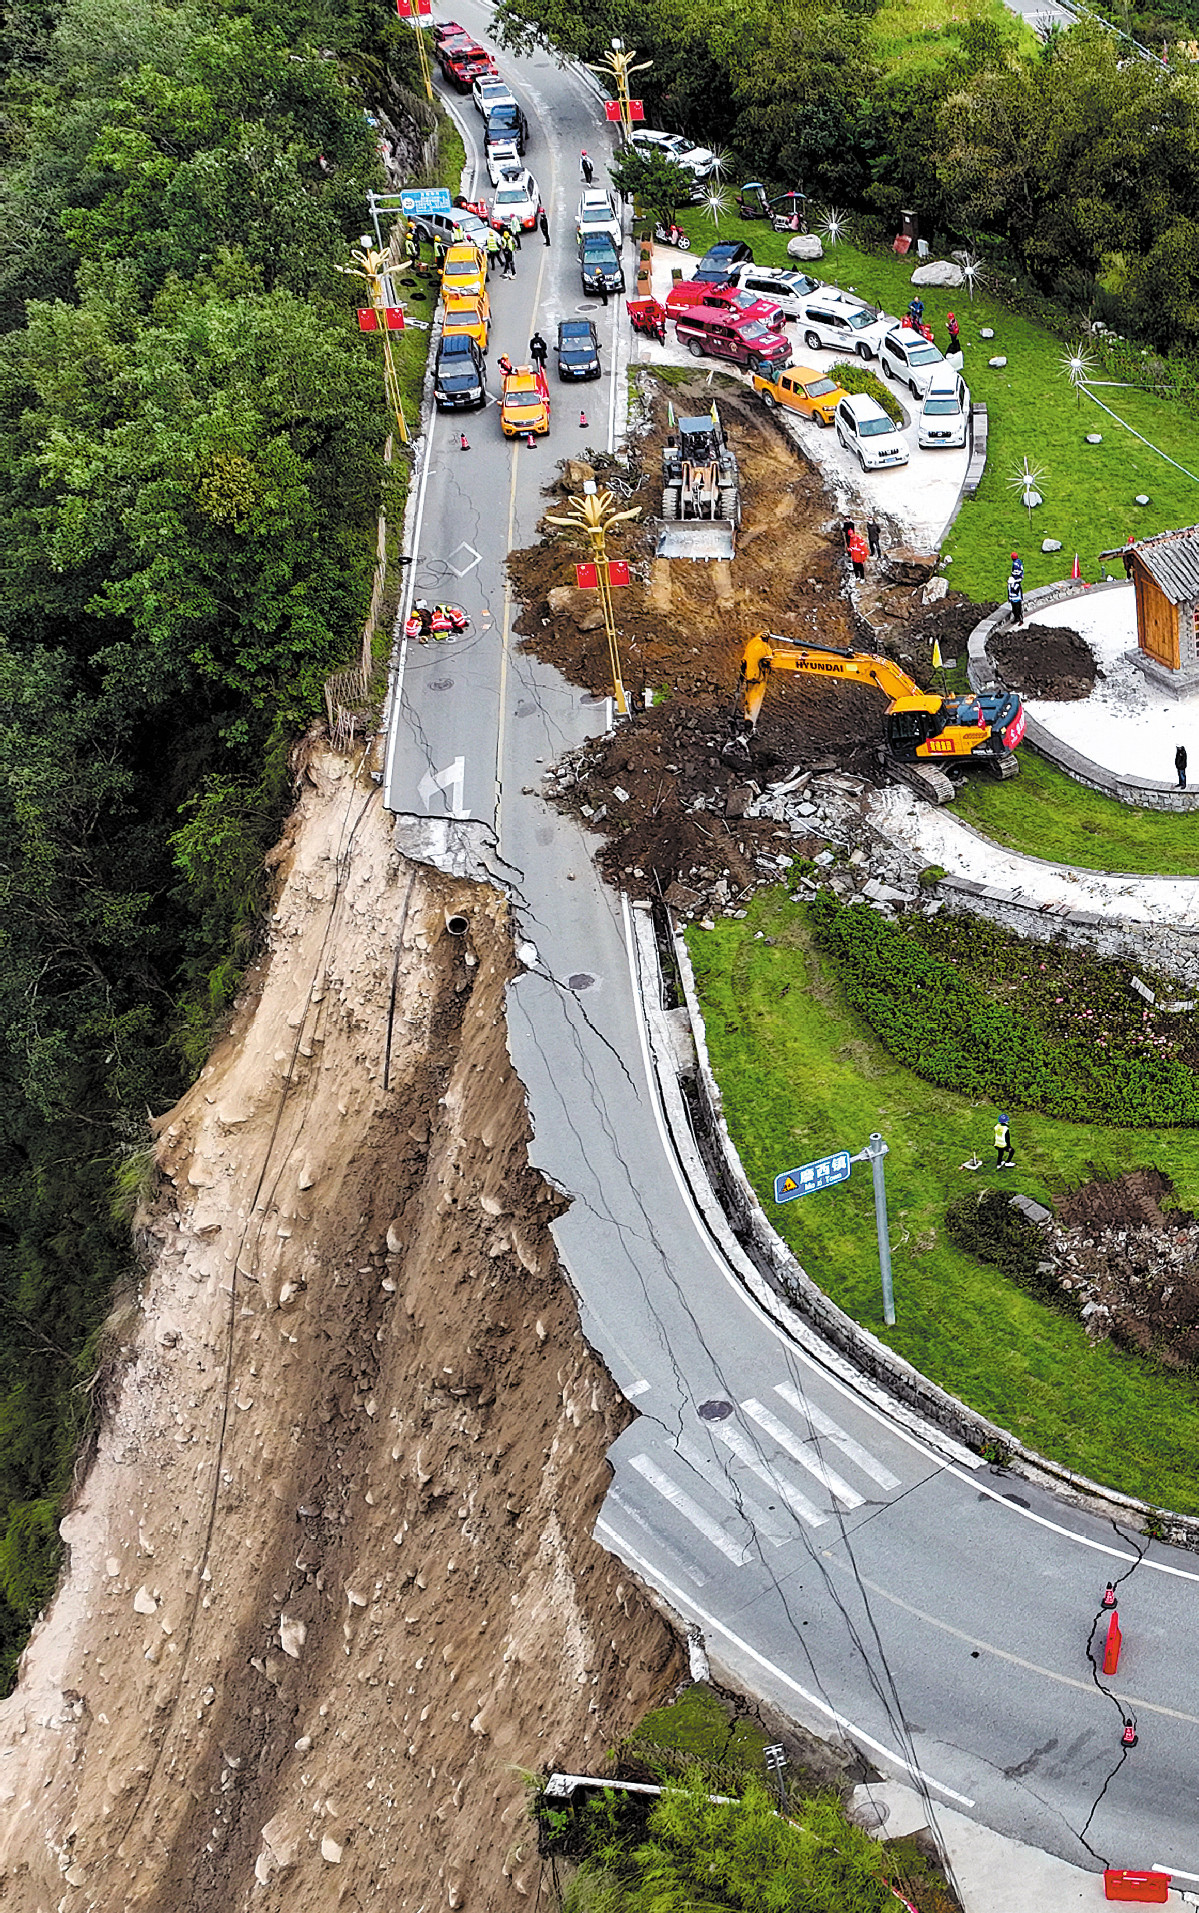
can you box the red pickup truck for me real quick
[441,41,497,88]
[672,307,792,375]
[665,280,787,332]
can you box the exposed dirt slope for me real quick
[0,750,680,1911]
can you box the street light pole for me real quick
[860,1132,896,1326]
[337,236,410,445]
[544,481,640,716]
[588,38,652,147]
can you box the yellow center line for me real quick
[494,140,559,852]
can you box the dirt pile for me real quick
[511,376,919,906]
[989,622,1097,700]
[0,750,680,1911]
[1047,1170,1199,1369]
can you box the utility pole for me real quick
[544,482,640,717]
[337,235,410,445]
[859,1132,896,1326]
[588,38,652,146]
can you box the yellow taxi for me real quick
[440,242,488,301]
[500,364,551,437]
[751,361,848,428]
[442,290,490,352]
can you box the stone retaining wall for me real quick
[935,875,1199,990]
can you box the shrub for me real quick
[806,894,1199,1127]
[829,359,904,425]
[945,1190,1073,1311]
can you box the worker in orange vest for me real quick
[848,527,869,582]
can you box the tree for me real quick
[609,147,696,225]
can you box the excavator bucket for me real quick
[655,522,737,560]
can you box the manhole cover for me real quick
[428,678,454,692]
[697,1399,734,1422]
[566,972,597,992]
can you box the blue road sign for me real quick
[399,186,453,217]
[774,1150,852,1204]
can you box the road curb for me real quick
[631,903,1199,1553]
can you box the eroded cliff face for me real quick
[0,751,681,1912]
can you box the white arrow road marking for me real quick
[715,1420,828,1530]
[742,1399,864,1510]
[417,756,470,818]
[629,1454,753,1567]
[774,1384,901,1492]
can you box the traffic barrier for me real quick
[1104,1870,1169,1902]
[1103,1610,1122,1676]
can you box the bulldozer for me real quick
[657,403,740,562]
[726,633,1025,803]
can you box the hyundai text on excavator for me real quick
[726,633,1025,803]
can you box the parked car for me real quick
[728,262,823,318]
[799,291,895,359]
[918,368,971,448]
[834,393,909,470]
[751,362,846,427]
[673,306,791,376]
[556,318,601,380]
[630,128,718,185]
[501,364,551,436]
[490,168,540,229]
[665,280,787,332]
[472,76,514,115]
[441,242,487,300]
[484,100,528,166]
[434,333,487,410]
[879,325,946,397]
[576,188,622,247]
[578,233,624,295]
[410,205,490,252]
[441,291,490,353]
[695,240,753,278]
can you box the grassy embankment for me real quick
[687,896,1199,1514]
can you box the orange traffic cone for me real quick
[460,433,470,450]
[580,411,588,428]
[1071,553,1081,580]
[526,432,535,448]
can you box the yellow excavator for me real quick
[727,633,1026,803]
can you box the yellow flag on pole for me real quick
[931,639,943,669]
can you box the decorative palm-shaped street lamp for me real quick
[338,235,409,444]
[589,39,652,145]
[545,483,642,716]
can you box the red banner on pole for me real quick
[395,0,412,15]
[608,561,631,586]
[357,308,379,331]
[382,306,405,330]
[575,563,599,590]
[415,0,432,13]
[629,100,645,121]
[603,100,622,122]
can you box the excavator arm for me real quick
[734,633,927,732]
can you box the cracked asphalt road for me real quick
[381,14,1199,1882]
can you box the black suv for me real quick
[484,101,528,161]
[579,234,624,296]
[556,318,601,379]
[434,333,486,410]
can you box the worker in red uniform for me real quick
[848,526,869,582]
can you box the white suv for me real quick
[835,393,909,471]
[728,263,822,318]
[918,368,971,448]
[576,188,622,247]
[472,76,514,116]
[630,128,717,190]
[799,292,895,360]
[879,326,946,397]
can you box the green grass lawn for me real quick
[688,894,1199,1512]
[956,747,1199,871]
[670,213,1199,600]
[869,0,1032,74]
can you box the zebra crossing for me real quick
[620,1380,912,1573]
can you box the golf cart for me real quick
[736,182,808,231]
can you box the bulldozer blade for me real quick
[655,524,737,561]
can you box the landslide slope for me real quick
[0,749,680,1911]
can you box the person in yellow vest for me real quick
[994,1114,1014,1170]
